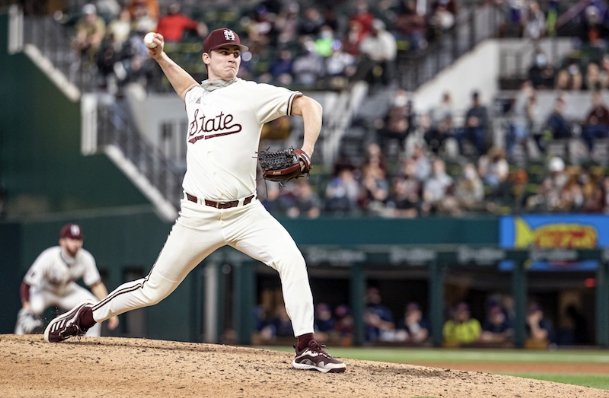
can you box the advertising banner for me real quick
[499,215,609,271]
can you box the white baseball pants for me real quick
[91,199,314,336]
[27,284,101,336]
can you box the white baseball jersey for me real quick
[24,246,101,296]
[182,79,301,201]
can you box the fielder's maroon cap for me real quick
[202,28,248,53]
[59,223,83,240]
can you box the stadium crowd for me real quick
[252,286,588,347]
[41,0,609,218]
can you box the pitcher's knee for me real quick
[141,284,174,306]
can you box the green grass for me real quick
[265,346,609,390]
[267,346,609,364]
[505,373,609,390]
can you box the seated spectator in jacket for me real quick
[285,179,322,219]
[555,62,583,91]
[324,164,360,214]
[73,4,106,63]
[421,158,456,215]
[334,304,354,346]
[314,303,336,344]
[540,96,571,151]
[375,89,414,153]
[443,302,481,347]
[582,89,609,153]
[479,304,513,345]
[459,91,489,156]
[356,19,397,88]
[525,303,553,348]
[454,162,484,213]
[156,2,207,43]
[385,165,421,218]
[395,302,430,344]
[527,49,555,89]
[364,287,396,343]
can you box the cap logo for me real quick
[70,225,80,237]
[223,29,236,41]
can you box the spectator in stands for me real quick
[292,38,325,86]
[523,0,546,40]
[95,0,122,23]
[421,158,457,215]
[285,179,322,219]
[359,160,390,215]
[314,303,336,344]
[269,48,295,85]
[325,41,357,90]
[410,143,432,181]
[600,54,609,89]
[348,0,374,37]
[324,164,360,214]
[424,113,453,156]
[431,91,455,127]
[525,302,553,348]
[460,90,490,156]
[585,62,603,91]
[454,162,485,214]
[556,62,584,91]
[479,304,513,345]
[364,287,397,343]
[581,2,609,48]
[356,19,398,88]
[506,81,539,159]
[443,302,481,347]
[364,142,388,172]
[375,89,414,152]
[156,2,207,43]
[478,147,509,189]
[527,49,555,89]
[314,25,336,58]
[582,89,609,153]
[541,96,572,151]
[581,167,605,213]
[275,2,300,45]
[395,302,430,344]
[343,19,366,57]
[127,0,159,23]
[72,4,106,64]
[268,304,295,339]
[385,158,422,218]
[393,0,428,52]
[105,6,132,48]
[334,304,354,346]
[526,156,567,212]
[297,6,325,36]
[429,0,456,38]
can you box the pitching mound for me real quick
[0,335,606,398]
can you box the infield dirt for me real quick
[1,335,608,398]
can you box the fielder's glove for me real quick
[258,148,312,183]
[14,308,44,335]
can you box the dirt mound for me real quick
[0,335,606,398]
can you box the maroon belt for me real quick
[185,192,255,209]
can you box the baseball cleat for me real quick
[292,340,346,373]
[44,302,92,343]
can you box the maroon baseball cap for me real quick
[203,28,248,54]
[59,223,83,240]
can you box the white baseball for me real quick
[144,32,157,48]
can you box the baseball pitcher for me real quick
[44,28,345,373]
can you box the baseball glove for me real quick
[258,148,312,183]
[14,308,44,335]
